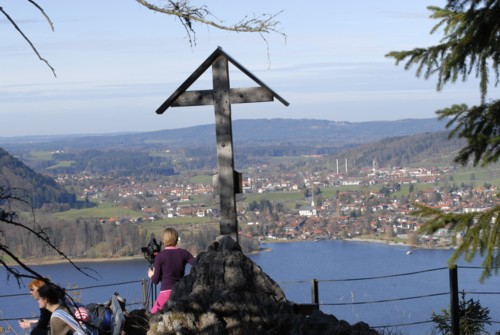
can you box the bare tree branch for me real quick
[0,246,45,286]
[27,0,54,31]
[1,186,98,285]
[0,4,56,77]
[135,0,286,47]
[4,0,285,74]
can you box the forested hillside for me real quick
[3,131,463,184]
[336,131,466,168]
[5,218,144,259]
[51,150,176,177]
[3,132,461,179]
[0,147,78,210]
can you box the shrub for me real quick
[431,291,491,335]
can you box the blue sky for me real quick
[0,0,494,137]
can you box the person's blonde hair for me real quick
[162,227,179,247]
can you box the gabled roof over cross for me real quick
[155,46,289,114]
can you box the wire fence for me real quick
[279,265,500,334]
[1,266,499,334]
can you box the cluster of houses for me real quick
[56,163,497,247]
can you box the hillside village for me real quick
[56,160,498,249]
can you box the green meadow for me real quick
[47,161,74,169]
[52,204,143,220]
[30,151,53,160]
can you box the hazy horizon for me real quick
[3,1,496,137]
[0,116,445,139]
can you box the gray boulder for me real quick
[146,236,379,335]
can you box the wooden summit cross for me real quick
[155,47,289,244]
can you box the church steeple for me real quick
[311,193,315,207]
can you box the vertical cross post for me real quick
[212,56,238,243]
[154,47,289,245]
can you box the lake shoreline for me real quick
[261,236,454,250]
[18,255,145,266]
[11,237,452,266]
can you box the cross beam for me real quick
[155,47,289,244]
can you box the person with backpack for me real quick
[36,283,94,335]
[147,227,195,314]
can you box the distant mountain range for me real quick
[0,118,449,151]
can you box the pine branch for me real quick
[385,4,500,102]
[436,101,500,166]
[414,201,500,281]
[386,2,500,166]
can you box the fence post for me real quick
[141,278,148,309]
[449,265,460,335]
[311,279,319,304]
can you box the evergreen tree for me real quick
[386,1,500,166]
[431,291,491,335]
[387,0,500,281]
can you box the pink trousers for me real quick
[151,290,172,314]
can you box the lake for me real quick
[1,240,499,335]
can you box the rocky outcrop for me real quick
[144,236,379,335]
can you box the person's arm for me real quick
[187,251,195,265]
[18,319,37,330]
[150,253,162,284]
